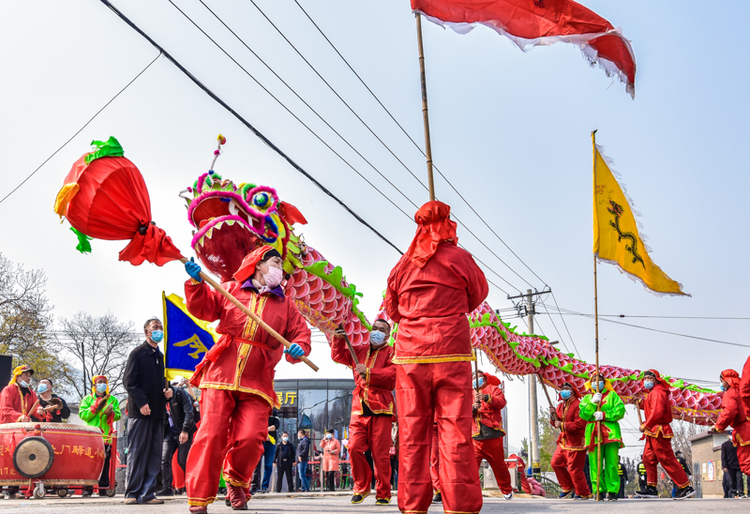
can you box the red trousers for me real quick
[349,413,392,500]
[396,362,482,514]
[550,447,590,496]
[473,437,512,495]
[643,435,689,488]
[186,389,270,506]
[429,423,439,493]
[739,444,750,475]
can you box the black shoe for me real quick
[674,485,695,500]
[260,488,268,494]
[558,490,574,499]
[249,489,258,496]
[155,488,174,496]
[351,491,369,504]
[432,492,442,503]
[81,491,92,498]
[375,498,390,505]
[635,486,658,498]
[607,492,618,501]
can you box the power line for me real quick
[0,51,162,206]
[98,0,402,255]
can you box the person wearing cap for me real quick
[634,369,694,499]
[36,379,71,423]
[385,201,488,514]
[157,376,196,496]
[331,319,396,505]
[182,245,311,513]
[712,369,750,476]
[79,375,121,496]
[550,382,591,499]
[579,370,625,501]
[471,370,513,500]
[0,365,42,423]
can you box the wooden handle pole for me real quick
[27,399,40,419]
[538,375,554,408]
[636,399,644,425]
[341,331,360,366]
[181,259,319,372]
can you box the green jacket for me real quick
[79,394,121,443]
[580,387,625,449]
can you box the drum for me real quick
[0,423,105,486]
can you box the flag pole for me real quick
[592,130,603,500]
[415,12,436,202]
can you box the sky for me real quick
[2,0,749,457]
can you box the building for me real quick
[689,431,731,498]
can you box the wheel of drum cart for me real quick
[106,487,117,497]
[13,436,54,478]
[33,481,45,499]
[57,488,68,498]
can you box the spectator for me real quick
[36,378,71,422]
[79,375,121,496]
[617,457,628,498]
[123,317,172,505]
[297,429,311,492]
[276,432,296,492]
[636,460,647,492]
[722,436,744,498]
[251,412,281,494]
[157,377,196,496]
[321,429,341,491]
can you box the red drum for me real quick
[0,423,105,487]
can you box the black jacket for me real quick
[297,436,310,462]
[166,386,195,434]
[39,394,71,423]
[124,340,167,419]
[268,416,280,442]
[721,439,739,470]
[276,441,296,466]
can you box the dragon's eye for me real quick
[254,192,269,208]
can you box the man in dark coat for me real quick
[123,317,172,504]
[722,436,744,498]
[275,431,296,492]
[296,429,311,492]
[157,379,196,496]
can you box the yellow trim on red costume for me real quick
[392,353,475,365]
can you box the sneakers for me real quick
[124,498,138,505]
[503,492,513,500]
[635,485,658,498]
[607,492,618,501]
[432,492,442,503]
[351,490,370,504]
[375,498,390,505]
[674,485,695,500]
[4,492,17,500]
[558,490,574,499]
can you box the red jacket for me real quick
[715,385,750,447]
[385,244,488,364]
[0,384,39,424]
[473,382,506,437]
[185,279,311,408]
[641,381,674,438]
[331,338,396,415]
[741,355,750,417]
[554,396,587,451]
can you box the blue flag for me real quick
[163,292,217,381]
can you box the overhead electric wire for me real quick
[97,0,402,255]
[0,51,162,206]
[548,291,581,357]
[535,296,572,354]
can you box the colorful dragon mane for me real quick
[184,171,722,426]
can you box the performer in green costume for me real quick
[579,371,625,501]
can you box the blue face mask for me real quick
[369,331,386,345]
[473,378,485,390]
[150,330,164,343]
[560,390,572,400]
[644,381,654,390]
[37,383,48,394]
[96,383,107,394]
[721,384,728,391]
[595,381,605,391]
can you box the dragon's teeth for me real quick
[226,220,235,227]
[198,236,206,247]
[206,227,214,239]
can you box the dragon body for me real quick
[184,172,721,426]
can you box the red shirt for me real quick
[554,396,586,451]
[741,355,750,417]
[473,382,506,437]
[0,384,39,424]
[715,385,750,447]
[331,338,396,415]
[185,279,311,408]
[641,382,674,438]
[385,243,488,364]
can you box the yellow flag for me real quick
[592,133,688,296]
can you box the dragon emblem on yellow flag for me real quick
[592,133,689,296]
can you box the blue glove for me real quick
[284,343,305,359]
[185,257,203,282]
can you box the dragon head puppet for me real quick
[184,170,307,281]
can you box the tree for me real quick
[0,253,71,388]
[55,312,136,400]
[538,406,558,472]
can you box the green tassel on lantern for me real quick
[70,227,93,254]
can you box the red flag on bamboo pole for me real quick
[411,0,636,97]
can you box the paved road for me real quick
[1,494,749,513]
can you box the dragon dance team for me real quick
[2,200,750,512]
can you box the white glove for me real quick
[592,393,602,404]
[594,411,605,421]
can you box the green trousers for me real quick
[588,443,620,494]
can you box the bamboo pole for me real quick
[341,328,360,366]
[180,258,319,372]
[539,374,554,408]
[636,399,644,426]
[415,13,436,202]
[594,253,603,501]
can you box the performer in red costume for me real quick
[741,355,750,414]
[713,369,750,475]
[550,382,591,499]
[634,370,694,499]
[385,200,488,514]
[332,319,396,505]
[183,246,311,513]
[471,370,513,499]
[0,365,41,423]
[429,420,441,503]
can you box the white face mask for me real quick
[325,433,333,440]
[19,380,29,389]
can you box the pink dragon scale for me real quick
[184,171,721,426]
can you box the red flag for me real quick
[412,0,636,97]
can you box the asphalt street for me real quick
[0,494,748,513]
